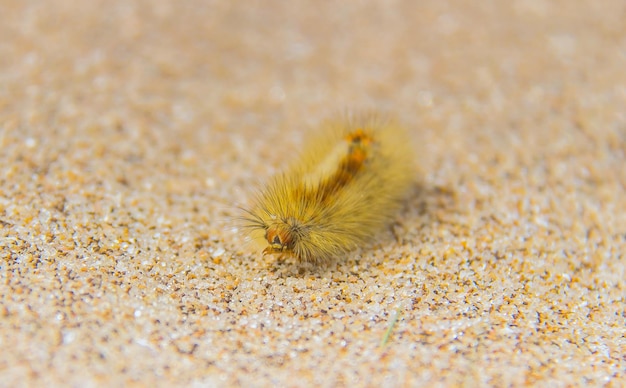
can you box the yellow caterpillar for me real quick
[242,114,415,264]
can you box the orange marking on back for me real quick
[309,129,374,202]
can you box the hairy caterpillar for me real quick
[242,114,415,264]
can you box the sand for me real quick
[1,1,624,386]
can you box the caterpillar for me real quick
[242,114,415,264]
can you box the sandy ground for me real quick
[1,1,625,386]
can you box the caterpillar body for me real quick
[243,114,415,264]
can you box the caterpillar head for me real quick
[263,223,296,256]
